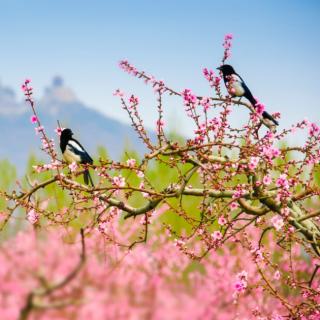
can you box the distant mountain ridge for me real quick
[0,77,153,173]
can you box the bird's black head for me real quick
[60,128,73,140]
[217,64,236,76]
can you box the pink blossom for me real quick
[281,207,291,217]
[209,117,221,131]
[54,127,65,136]
[230,202,239,210]
[98,221,108,234]
[291,126,297,134]
[200,97,210,111]
[113,175,125,188]
[224,33,233,40]
[262,145,281,160]
[248,157,259,170]
[262,174,272,186]
[30,115,38,124]
[129,94,139,105]
[35,126,44,135]
[68,162,78,172]
[233,270,248,296]
[251,247,264,262]
[234,281,246,293]
[41,139,49,149]
[182,89,197,105]
[218,216,227,226]
[222,34,233,61]
[202,69,221,90]
[271,216,284,231]
[32,165,44,173]
[27,209,39,224]
[309,122,320,137]
[237,270,248,281]
[255,102,265,115]
[273,270,281,280]
[276,174,289,189]
[203,68,214,81]
[212,231,223,241]
[126,158,136,167]
[137,170,144,178]
[232,185,246,199]
[156,119,165,132]
[109,206,122,216]
[113,89,124,97]
[139,181,148,198]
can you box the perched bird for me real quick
[60,128,94,186]
[217,64,279,126]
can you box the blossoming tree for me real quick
[0,35,319,319]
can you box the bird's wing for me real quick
[235,73,278,126]
[234,73,257,106]
[67,139,93,164]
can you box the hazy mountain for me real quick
[0,77,153,173]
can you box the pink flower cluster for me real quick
[309,122,320,137]
[156,119,165,134]
[232,184,247,199]
[119,60,139,76]
[113,175,126,188]
[262,174,272,186]
[32,160,60,173]
[275,174,289,190]
[255,101,265,116]
[30,115,38,124]
[202,68,221,89]
[113,88,125,98]
[234,270,248,295]
[126,158,136,167]
[222,33,233,61]
[248,156,260,170]
[218,216,227,226]
[54,126,65,136]
[211,230,223,241]
[21,78,32,93]
[68,162,78,172]
[129,94,139,109]
[27,209,39,224]
[271,215,284,231]
[182,88,197,105]
[262,145,281,160]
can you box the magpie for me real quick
[60,128,94,186]
[217,64,279,126]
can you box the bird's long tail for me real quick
[84,169,94,187]
[245,91,279,126]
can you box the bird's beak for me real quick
[217,67,222,71]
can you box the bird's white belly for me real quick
[63,149,81,163]
[230,81,245,96]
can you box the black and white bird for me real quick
[217,64,279,126]
[60,128,94,186]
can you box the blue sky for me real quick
[1,0,319,134]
